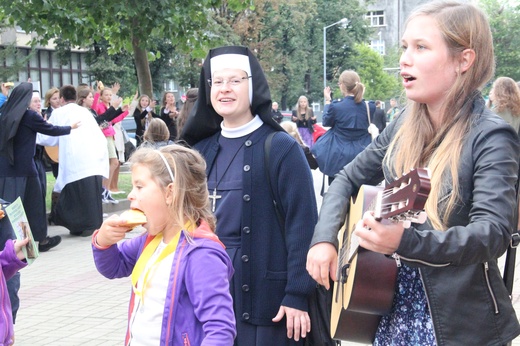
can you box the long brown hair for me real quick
[76,88,92,107]
[338,70,365,103]
[176,88,198,140]
[490,77,520,117]
[384,1,495,230]
[295,95,313,121]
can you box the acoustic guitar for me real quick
[330,168,430,343]
[44,146,59,163]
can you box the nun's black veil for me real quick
[181,46,283,146]
[0,82,33,165]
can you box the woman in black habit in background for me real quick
[0,82,79,252]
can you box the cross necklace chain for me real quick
[209,134,252,212]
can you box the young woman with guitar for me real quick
[306,1,520,345]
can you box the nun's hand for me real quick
[272,306,310,341]
[71,121,82,129]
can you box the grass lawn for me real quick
[45,171,133,212]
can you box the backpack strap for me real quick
[264,132,285,235]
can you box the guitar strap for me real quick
[503,181,520,296]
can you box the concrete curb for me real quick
[103,199,131,213]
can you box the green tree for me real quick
[0,0,248,97]
[352,43,400,101]
[215,0,372,110]
[479,0,520,81]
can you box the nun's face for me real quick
[210,68,253,127]
[30,94,42,114]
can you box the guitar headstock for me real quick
[375,168,430,225]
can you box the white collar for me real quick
[221,115,263,138]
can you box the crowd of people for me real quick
[1,0,520,345]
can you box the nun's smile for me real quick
[210,68,254,127]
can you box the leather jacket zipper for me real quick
[484,262,499,314]
[392,253,450,267]
[419,268,439,345]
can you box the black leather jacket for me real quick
[311,96,520,345]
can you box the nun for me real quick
[181,46,318,345]
[0,82,79,252]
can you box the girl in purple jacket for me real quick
[0,210,29,346]
[92,145,236,346]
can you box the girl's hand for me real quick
[95,215,132,247]
[133,89,139,100]
[71,121,82,129]
[14,238,30,260]
[112,96,122,109]
[111,82,121,95]
[353,211,405,255]
[306,242,337,289]
[150,99,157,108]
[169,109,179,119]
[122,104,129,112]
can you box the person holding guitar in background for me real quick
[307,1,520,345]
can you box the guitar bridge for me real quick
[340,263,350,283]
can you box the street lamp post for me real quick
[323,18,349,91]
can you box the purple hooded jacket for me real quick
[92,222,236,345]
[0,240,27,346]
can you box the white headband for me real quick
[210,53,253,104]
[157,151,175,183]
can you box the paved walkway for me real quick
[12,170,520,345]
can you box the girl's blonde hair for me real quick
[44,87,59,108]
[384,1,495,230]
[295,95,313,121]
[137,94,150,112]
[128,145,215,232]
[338,70,365,103]
[143,118,170,143]
[100,88,112,104]
[281,121,305,146]
[490,77,520,117]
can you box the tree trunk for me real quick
[132,35,153,98]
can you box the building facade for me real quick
[365,0,470,56]
[0,27,91,95]
[365,0,430,56]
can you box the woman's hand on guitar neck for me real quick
[354,211,405,255]
[306,242,337,290]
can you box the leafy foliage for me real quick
[478,0,520,82]
[0,0,249,97]
[352,43,400,101]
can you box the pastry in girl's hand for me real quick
[120,209,147,229]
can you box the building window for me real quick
[370,39,385,55]
[366,10,385,27]
[3,47,91,95]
